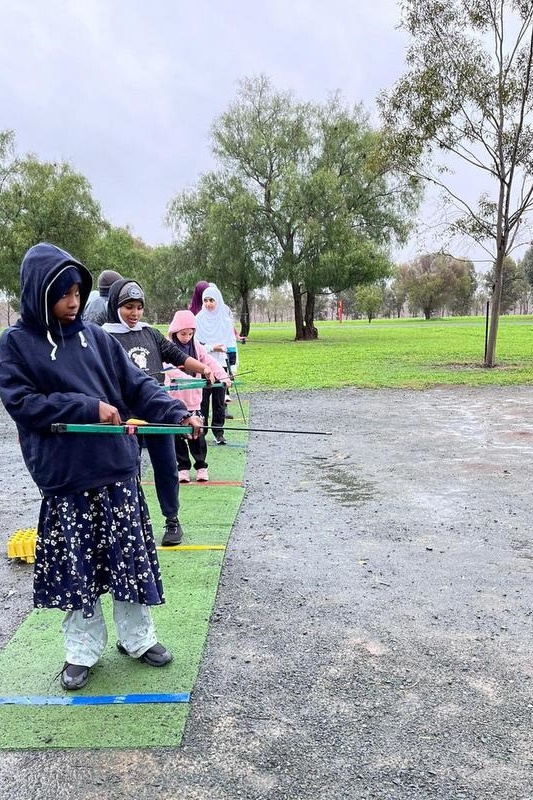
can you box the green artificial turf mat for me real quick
[142,404,249,542]
[0,409,248,749]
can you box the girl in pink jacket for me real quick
[165,310,230,483]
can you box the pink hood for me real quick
[168,309,196,336]
[165,310,228,410]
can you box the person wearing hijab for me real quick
[189,281,238,419]
[102,279,208,545]
[194,284,237,445]
[188,280,210,316]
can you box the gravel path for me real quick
[0,386,532,800]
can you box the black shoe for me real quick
[224,411,234,419]
[214,434,227,445]
[161,517,183,546]
[59,662,89,691]
[116,641,173,667]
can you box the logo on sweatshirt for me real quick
[128,346,150,371]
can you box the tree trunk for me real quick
[239,291,250,337]
[485,252,504,367]
[303,291,318,339]
[292,281,305,340]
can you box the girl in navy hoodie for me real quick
[0,243,202,691]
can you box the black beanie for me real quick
[97,269,122,296]
[117,281,145,308]
[48,267,83,307]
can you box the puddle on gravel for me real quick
[510,537,533,562]
[303,456,377,507]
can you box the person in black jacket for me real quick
[0,243,203,690]
[82,268,122,325]
[103,279,213,546]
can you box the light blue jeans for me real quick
[62,597,157,666]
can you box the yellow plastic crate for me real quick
[6,528,37,563]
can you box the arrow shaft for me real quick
[224,426,329,435]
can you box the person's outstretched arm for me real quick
[156,329,214,382]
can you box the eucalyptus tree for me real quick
[380,0,533,365]
[0,130,18,195]
[400,253,476,319]
[522,243,533,287]
[168,173,269,337]
[208,76,416,340]
[252,286,294,323]
[0,143,103,306]
[86,225,151,275]
[447,258,478,315]
[86,225,179,318]
[141,244,192,323]
[354,284,384,323]
[387,270,410,318]
[485,255,529,313]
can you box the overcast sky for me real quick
[0,1,499,267]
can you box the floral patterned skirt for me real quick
[33,478,165,618]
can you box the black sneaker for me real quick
[161,517,184,546]
[224,411,234,419]
[59,662,89,690]
[116,641,173,667]
[214,434,227,445]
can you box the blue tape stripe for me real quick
[0,692,190,706]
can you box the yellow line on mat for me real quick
[156,544,226,551]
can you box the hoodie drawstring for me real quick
[47,330,58,361]
[47,329,87,360]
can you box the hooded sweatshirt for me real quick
[0,243,191,495]
[164,309,228,410]
[103,280,197,382]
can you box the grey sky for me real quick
[1,2,410,239]
[1,1,506,268]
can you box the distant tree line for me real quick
[0,76,418,338]
[254,248,533,324]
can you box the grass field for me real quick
[2,314,532,391]
[229,315,533,391]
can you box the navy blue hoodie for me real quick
[0,243,190,495]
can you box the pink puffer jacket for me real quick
[164,310,228,411]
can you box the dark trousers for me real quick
[174,431,208,470]
[200,385,226,435]
[139,434,179,520]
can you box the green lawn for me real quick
[231,315,533,390]
[3,315,532,391]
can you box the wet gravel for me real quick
[0,386,532,800]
